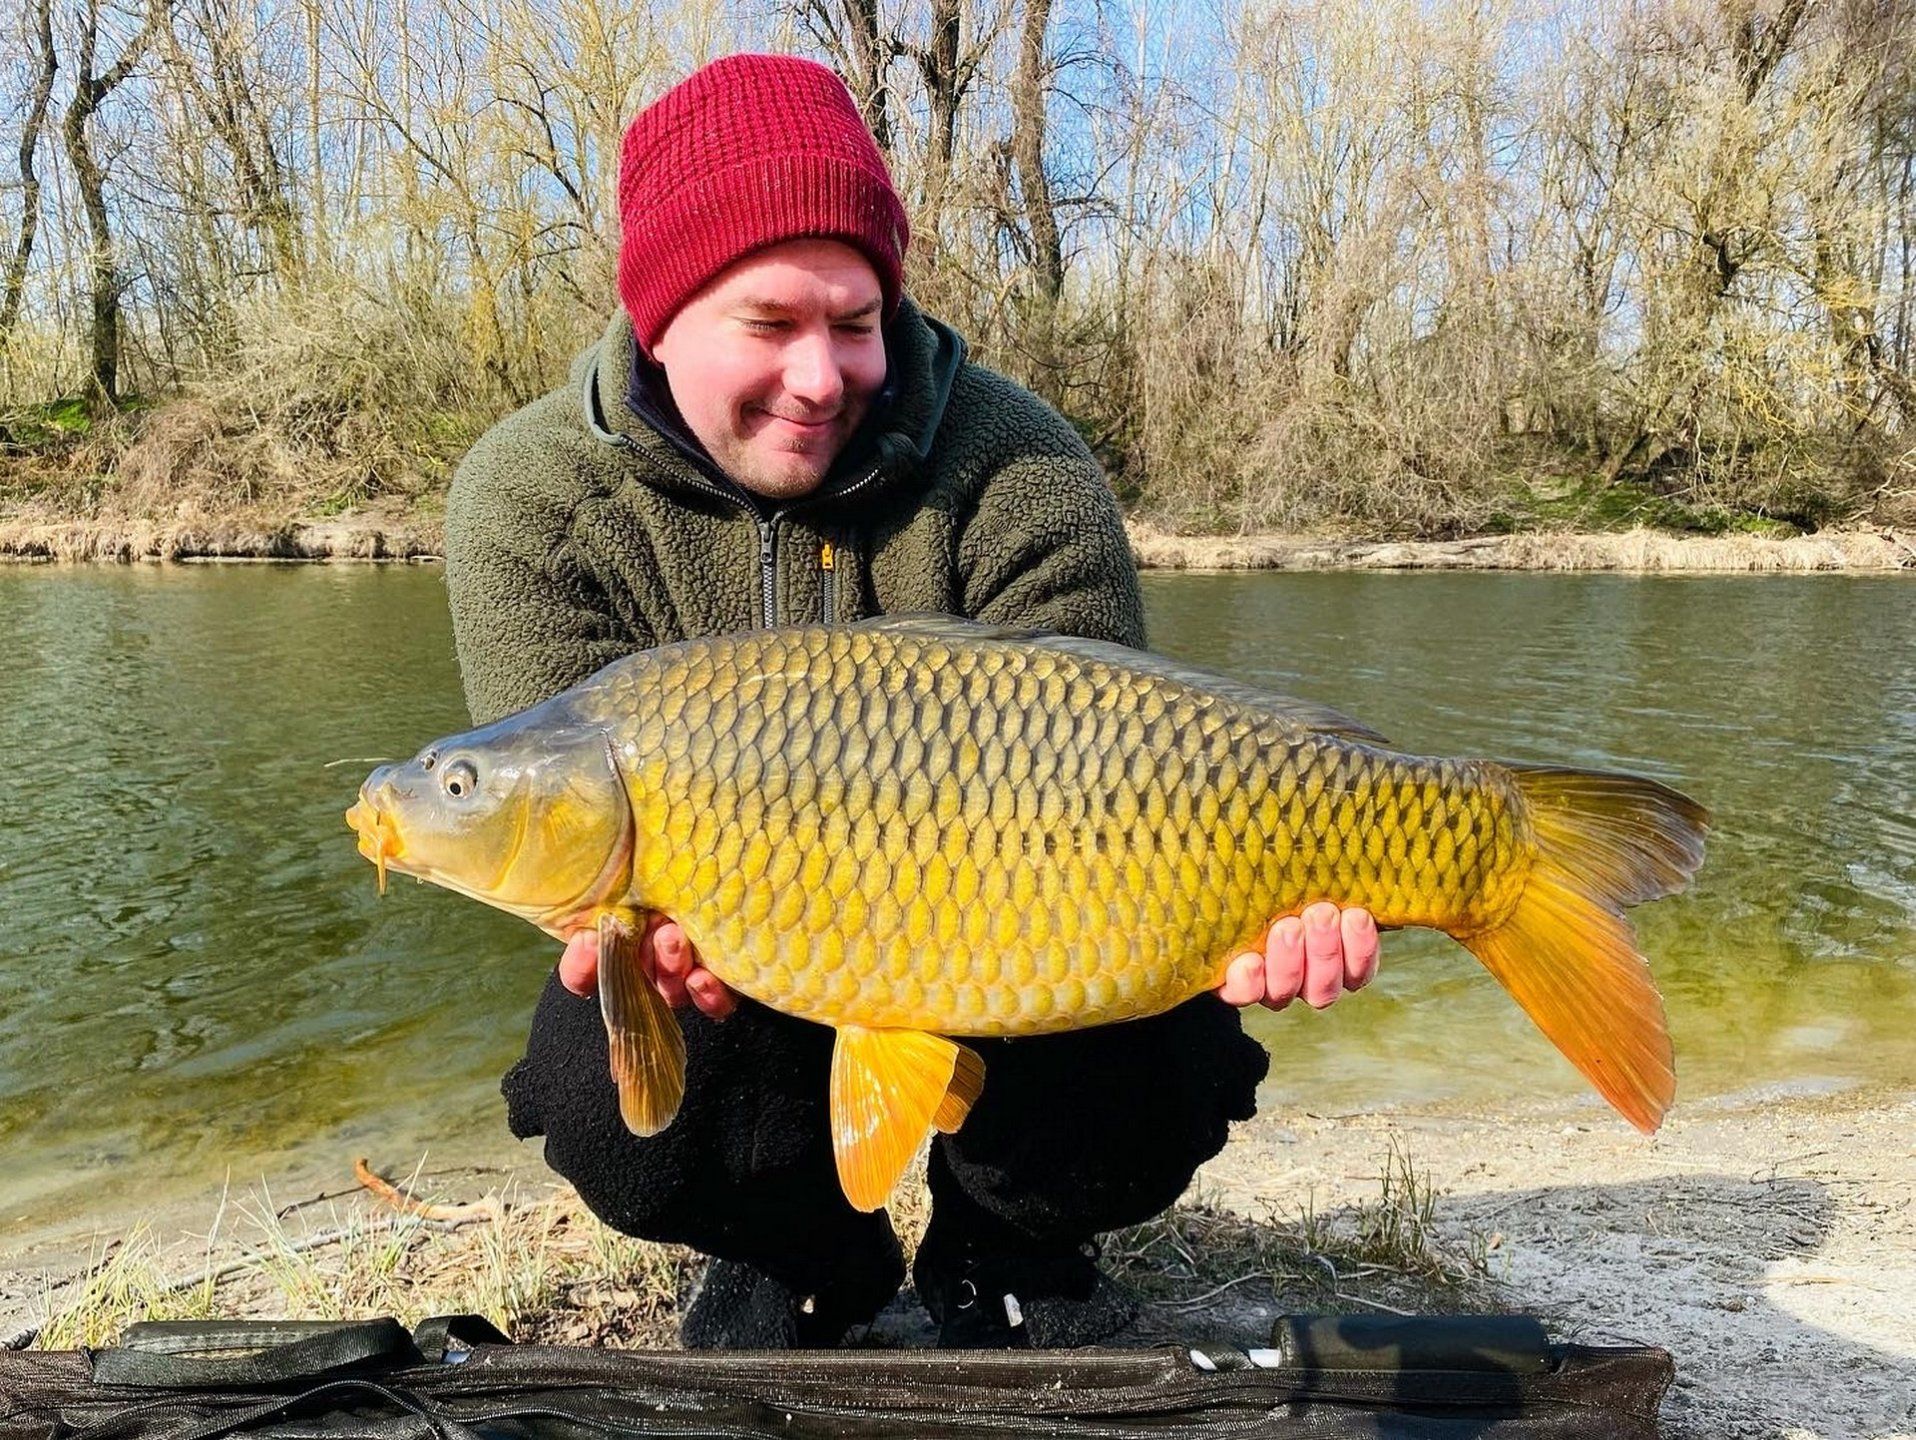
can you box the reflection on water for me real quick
[1146,573,1916,1116]
[0,566,1910,1235]
[0,566,538,1235]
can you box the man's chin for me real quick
[730,452,835,500]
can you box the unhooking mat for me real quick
[0,1312,1672,1439]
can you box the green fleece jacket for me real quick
[444,301,1145,727]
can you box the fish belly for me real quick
[608,627,1526,1037]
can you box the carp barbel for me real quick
[347,616,1708,1211]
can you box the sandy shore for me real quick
[3,1086,1907,1438]
[1196,1087,1915,1440]
[2,509,1912,570]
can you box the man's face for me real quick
[652,238,888,501]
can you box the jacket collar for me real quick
[580,298,966,512]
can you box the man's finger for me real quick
[1301,901,1344,1009]
[1215,949,1266,1007]
[686,968,738,1020]
[1262,916,1307,1010]
[653,920,694,981]
[1341,907,1380,990]
[643,918,692,1009]
[557,930,600,997]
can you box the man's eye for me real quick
[742,318,788,333]
[835,322,876,336]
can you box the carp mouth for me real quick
[345,797,404,895]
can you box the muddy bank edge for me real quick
[3,512,1913,570]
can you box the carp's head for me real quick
[346,701,632,932]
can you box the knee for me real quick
[936,999,1269,1238]
[499,980,842,1248]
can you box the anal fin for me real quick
[598,910,686,1137]
[830,1027,985,1212]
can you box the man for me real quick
[444,53,1381,1350]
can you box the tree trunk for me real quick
[1010,0,1062,307]
[919,0,962,176]
[843,0,892,152]
[60,0,169,408]
[797,0,892,153]
[171,0,302,275]
[0,0,57,365]
[1009,0,1062,400]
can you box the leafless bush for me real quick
[0,0,1908,534]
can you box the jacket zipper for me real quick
[788,465,881,628]
[756,516,778,628]
[591,362,886,630]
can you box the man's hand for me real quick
[1215,902,1380,1011]
[559,900,1375,1021]
[558,915,738,1020]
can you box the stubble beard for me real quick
[722,407,862,501]
[723,441,837,501]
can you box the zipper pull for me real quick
[820,540,835,571]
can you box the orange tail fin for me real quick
[1462,766,1710,1133]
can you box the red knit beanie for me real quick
[616,54,910,356]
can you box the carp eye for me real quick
[443,759,478,799]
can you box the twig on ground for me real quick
[1159,1272,1275,1311]
[353,1158,501,1226]
[1304,1253,1417,1317]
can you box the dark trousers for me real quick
[502,975,1269,1302]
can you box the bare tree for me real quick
[0,0,56,365]
[1,0,1909,530]
[60,0,171,405]
[792,0,895,150]
[160,0,302,278]
[1008,0,1061,305]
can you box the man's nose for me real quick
[781,329,845,409]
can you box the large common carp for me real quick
[347,616,1708,1211]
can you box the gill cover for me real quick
[350,696,632,927]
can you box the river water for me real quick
[0,566,1910,1239]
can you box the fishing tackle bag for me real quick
[0,1312,1671,1439]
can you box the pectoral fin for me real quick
[829,1027,985,1212]
[598,911,686,1137]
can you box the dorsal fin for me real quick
[847,613,1389,746]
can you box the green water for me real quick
[0,566,1911,1237]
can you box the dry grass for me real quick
[29,1168,690,1353]
[20,1145,1491,1353]
[5,0,1913,542]
[1108,1142,1493,1323]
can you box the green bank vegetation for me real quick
[1,0,1912,541]
[26,1149,1488,1350]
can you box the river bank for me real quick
[1,507,1911,570]
[3,1086,1908,1439]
